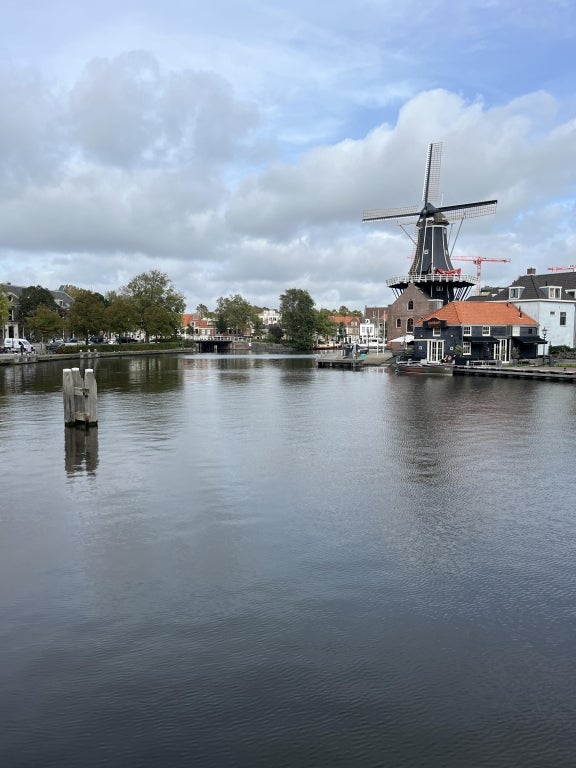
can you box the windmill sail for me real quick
[362,142,497,302]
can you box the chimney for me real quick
[527,267,536,275]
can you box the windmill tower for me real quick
[363,143,497,304]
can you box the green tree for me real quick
[121,271,185,342]
[279,288,316,351]
[314,308,336,343]
[59,285,84,300]
[104,296,139,339]
[67,290,107,342]
[267,324,284,343]
[26,306,64,342]
[196,303,211,318]
[0,285,10,332]
[17,285,62,322]
[214,294,256,335]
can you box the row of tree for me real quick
[2,273,364,351]
[198,289,341,351]
[1,271,185,344]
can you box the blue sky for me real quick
[1,0,575,311]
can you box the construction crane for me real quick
[452,256,511,294]
[547,265,576,272]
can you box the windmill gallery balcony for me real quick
[386,271,479,292]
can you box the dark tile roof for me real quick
[489,272,576,301]
[2,284,74,306]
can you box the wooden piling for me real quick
[63,367,98,428]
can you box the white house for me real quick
[487,268,576,349]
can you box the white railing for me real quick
[386,273,478,287]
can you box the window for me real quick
[396,318,401,328]
[548,287,561,299]
[433,327,441,337]
[407,318,414,332]
[463,341,471,355]
[509,287,521,299]
[482,326,490,336]
[463,325,471,336]
[560,312,567,326]
[407,300,414,310]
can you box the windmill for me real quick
[452,256,511,294]
[363,142,497,303]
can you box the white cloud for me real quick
[1,1,575,311]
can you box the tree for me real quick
[252,314,265,338]
[17,286,62,322]
[26,306,64,341]
[67,290,107,342]
[314,308,336,343]
[0,285,10,332]
[214,294,256,335]
[59,285,84,300]
[196,304,211,319]
[268,324,284,343]
[121,271,185,342]
[105,296,139,339]
[279,288,316,351]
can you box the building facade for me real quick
[386,284,443,342]
[1,284,74,341]
[413,301,543,363]
[487,268,576,349]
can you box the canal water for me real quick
[1,353,575,767]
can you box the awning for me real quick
[467,336,499,342]
[388,334,414,344]
[512,335,546,343]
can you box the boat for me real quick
[395,360,454,376]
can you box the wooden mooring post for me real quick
[63,367,98,428]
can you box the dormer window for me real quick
[548,286,562,299]
[508,287,523,300]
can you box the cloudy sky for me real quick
[1,0,575,311]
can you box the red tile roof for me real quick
[417,302,537,327]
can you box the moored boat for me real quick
[395,360,454,376]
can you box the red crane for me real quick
[452,256,511,294]
[547,265,576,272]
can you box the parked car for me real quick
[118,337,138,343]
[2,338,34,353]
[47,339,64,352]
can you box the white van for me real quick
[2,338,34,353]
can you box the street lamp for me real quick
[541,326,548,362]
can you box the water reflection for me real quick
[2,354,576,768]
[64,425,99,475]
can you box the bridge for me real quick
[193,335,249,353]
